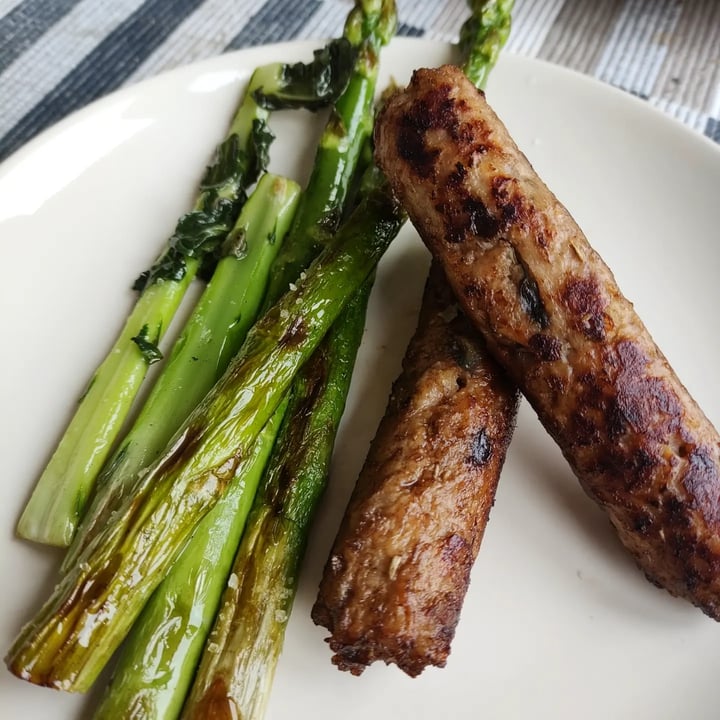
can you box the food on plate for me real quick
[313,0,518,677]
[15,38,359,550]
[10,0,717,716]
[63,173,299,573]
[8,0,406,711]
[312,261,518,676]
[89,171,299,719]
[374,63,720,618]
[4,175,404,692]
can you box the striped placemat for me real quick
[0,0,718,164]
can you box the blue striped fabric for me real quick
[227,0,322,50]
[0,0,718,163]
[0,0,81,75]
[397,22,425,38]
[708,118,720,143]
[0,0,205,160]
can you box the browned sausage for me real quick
[311,261,519,676]
[374,64,720,618]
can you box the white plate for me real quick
[1,38,720,720]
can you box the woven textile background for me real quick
[0,0,718,163]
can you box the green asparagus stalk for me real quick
[62,173,300,573]
[86,5,395,715]
[15,66,274,547]
[92,399,288,720]
[181,281,371,720]
[262,0,397,305]
[5,174,404,693]
[460,0,514,90]
[180,3,399,714]
[16,36,359,548]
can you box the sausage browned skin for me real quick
[311,261,519,676]
[374,65,720,618]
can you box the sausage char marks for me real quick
[312,262,518,676]
[374,65,720,618]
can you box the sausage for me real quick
[312,263,518,675]
[374,65,720,618]
[311,261,519,676]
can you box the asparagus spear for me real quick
[92,399,288,720]
[90,4,395,715]
[181,279,371,720]
[180,2,398,713]
[15,67,272,547]
[460,0,514,89]
[262,0,397,306]
[17,39,358,548]
[63,173,300,572]
[5,173,404,693]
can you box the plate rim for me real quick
[1,36,719,178]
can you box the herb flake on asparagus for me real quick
[252,38,357,111]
